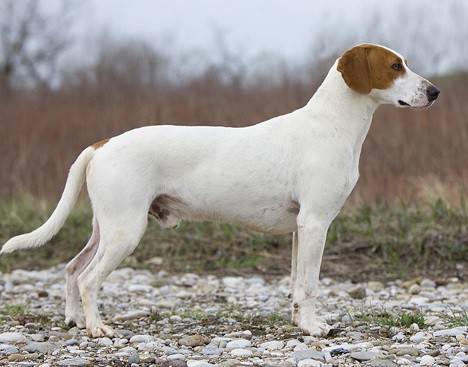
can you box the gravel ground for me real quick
[0,265,466,367]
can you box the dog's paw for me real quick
[65,314,86,329]
[295,311,331,337]
[87,323,121,338]
[300,321,331,337]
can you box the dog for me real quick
[1,44,439,338]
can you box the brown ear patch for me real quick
[337,44,405,94]
[337,45,372,94]
[91,138,109,150]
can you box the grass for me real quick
[444,308,468,327]
[0,301,51,326]
[0,197,466,280]
[347,308,426,331]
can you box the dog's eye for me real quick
[392,63,402,71]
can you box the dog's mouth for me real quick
[398,100,410,106]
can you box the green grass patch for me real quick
[0,197,466,280]
[348,308,426,330]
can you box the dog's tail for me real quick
[1,147,95,254]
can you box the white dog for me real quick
[1,44,439,337]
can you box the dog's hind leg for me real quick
[77,213,147,338]
[64,218,100,328]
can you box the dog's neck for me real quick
[305,60,380,147]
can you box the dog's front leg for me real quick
[292,217,330,337]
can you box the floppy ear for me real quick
[337,46,372,94]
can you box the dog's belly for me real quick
[150,193,298,234]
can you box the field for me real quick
[0,197,465,280]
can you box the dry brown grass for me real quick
[0,64,466,203]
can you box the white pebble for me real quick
[420,355,436,365]
[230,348,253,357]
[298,359,322,367]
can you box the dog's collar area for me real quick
[398,100,410,106]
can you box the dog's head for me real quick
[337,44,439,108]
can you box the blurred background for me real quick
[0,0,466,277]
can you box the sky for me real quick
[61,0,468,76]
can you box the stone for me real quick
[21,342,58,354]
[169,361,188,367]
[201,343,221,355]
[130,334,152,343]
[178,335,210,347]
[0,343,19,354]
[348,285,367,299]
[420,355,436,365]
[389,347,419,356]
[433,327,467,337]
[56,358,88,366]
[298,359,322,367]
[98,337,113,346]
[291,349,324,362]
[0,332,26,344]
[230,348,253,357]
[408,284,421,295]
[187,362,217,367]
[350,351,381,361]
[420,279,436,288]
[226,338,251,349]
[370,360,399,367]
[260,340,284,350]
[128,353,140,364]
[410,331,425,343]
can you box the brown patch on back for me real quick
[337,44,406,94]
[91,138,109,150]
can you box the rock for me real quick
[187,362,217,367]
[230,348,253,357]
[433,327,467,337]
[420,279,436,288]
[408,284,421,294]
[424,316,440,326]
[226,338,251,349]
[21,342,58,354]
[98,337,113,346]
[410,331,425,343]
[298,359,322,367]
[56,358,88,366]
[395,357,412,365]
[8,353,25,361]
[130,334,152,343]
[128,353,140,364]
[389,347,419,356]
[169,360,188,367]
[178,335,209,347]
[0,343,19,354]
[420,355,436,365]
[260,340,284,350]
[114,310,150,320]
[370,360,399,367]
[146,256,164,265]
[291,349,324,362]
[350,351,381,361]
[201,343,221,355]
[348,285,367,299]
[0,332,26,344]
[65,339,79,346]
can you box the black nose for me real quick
[426,85,440,101]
